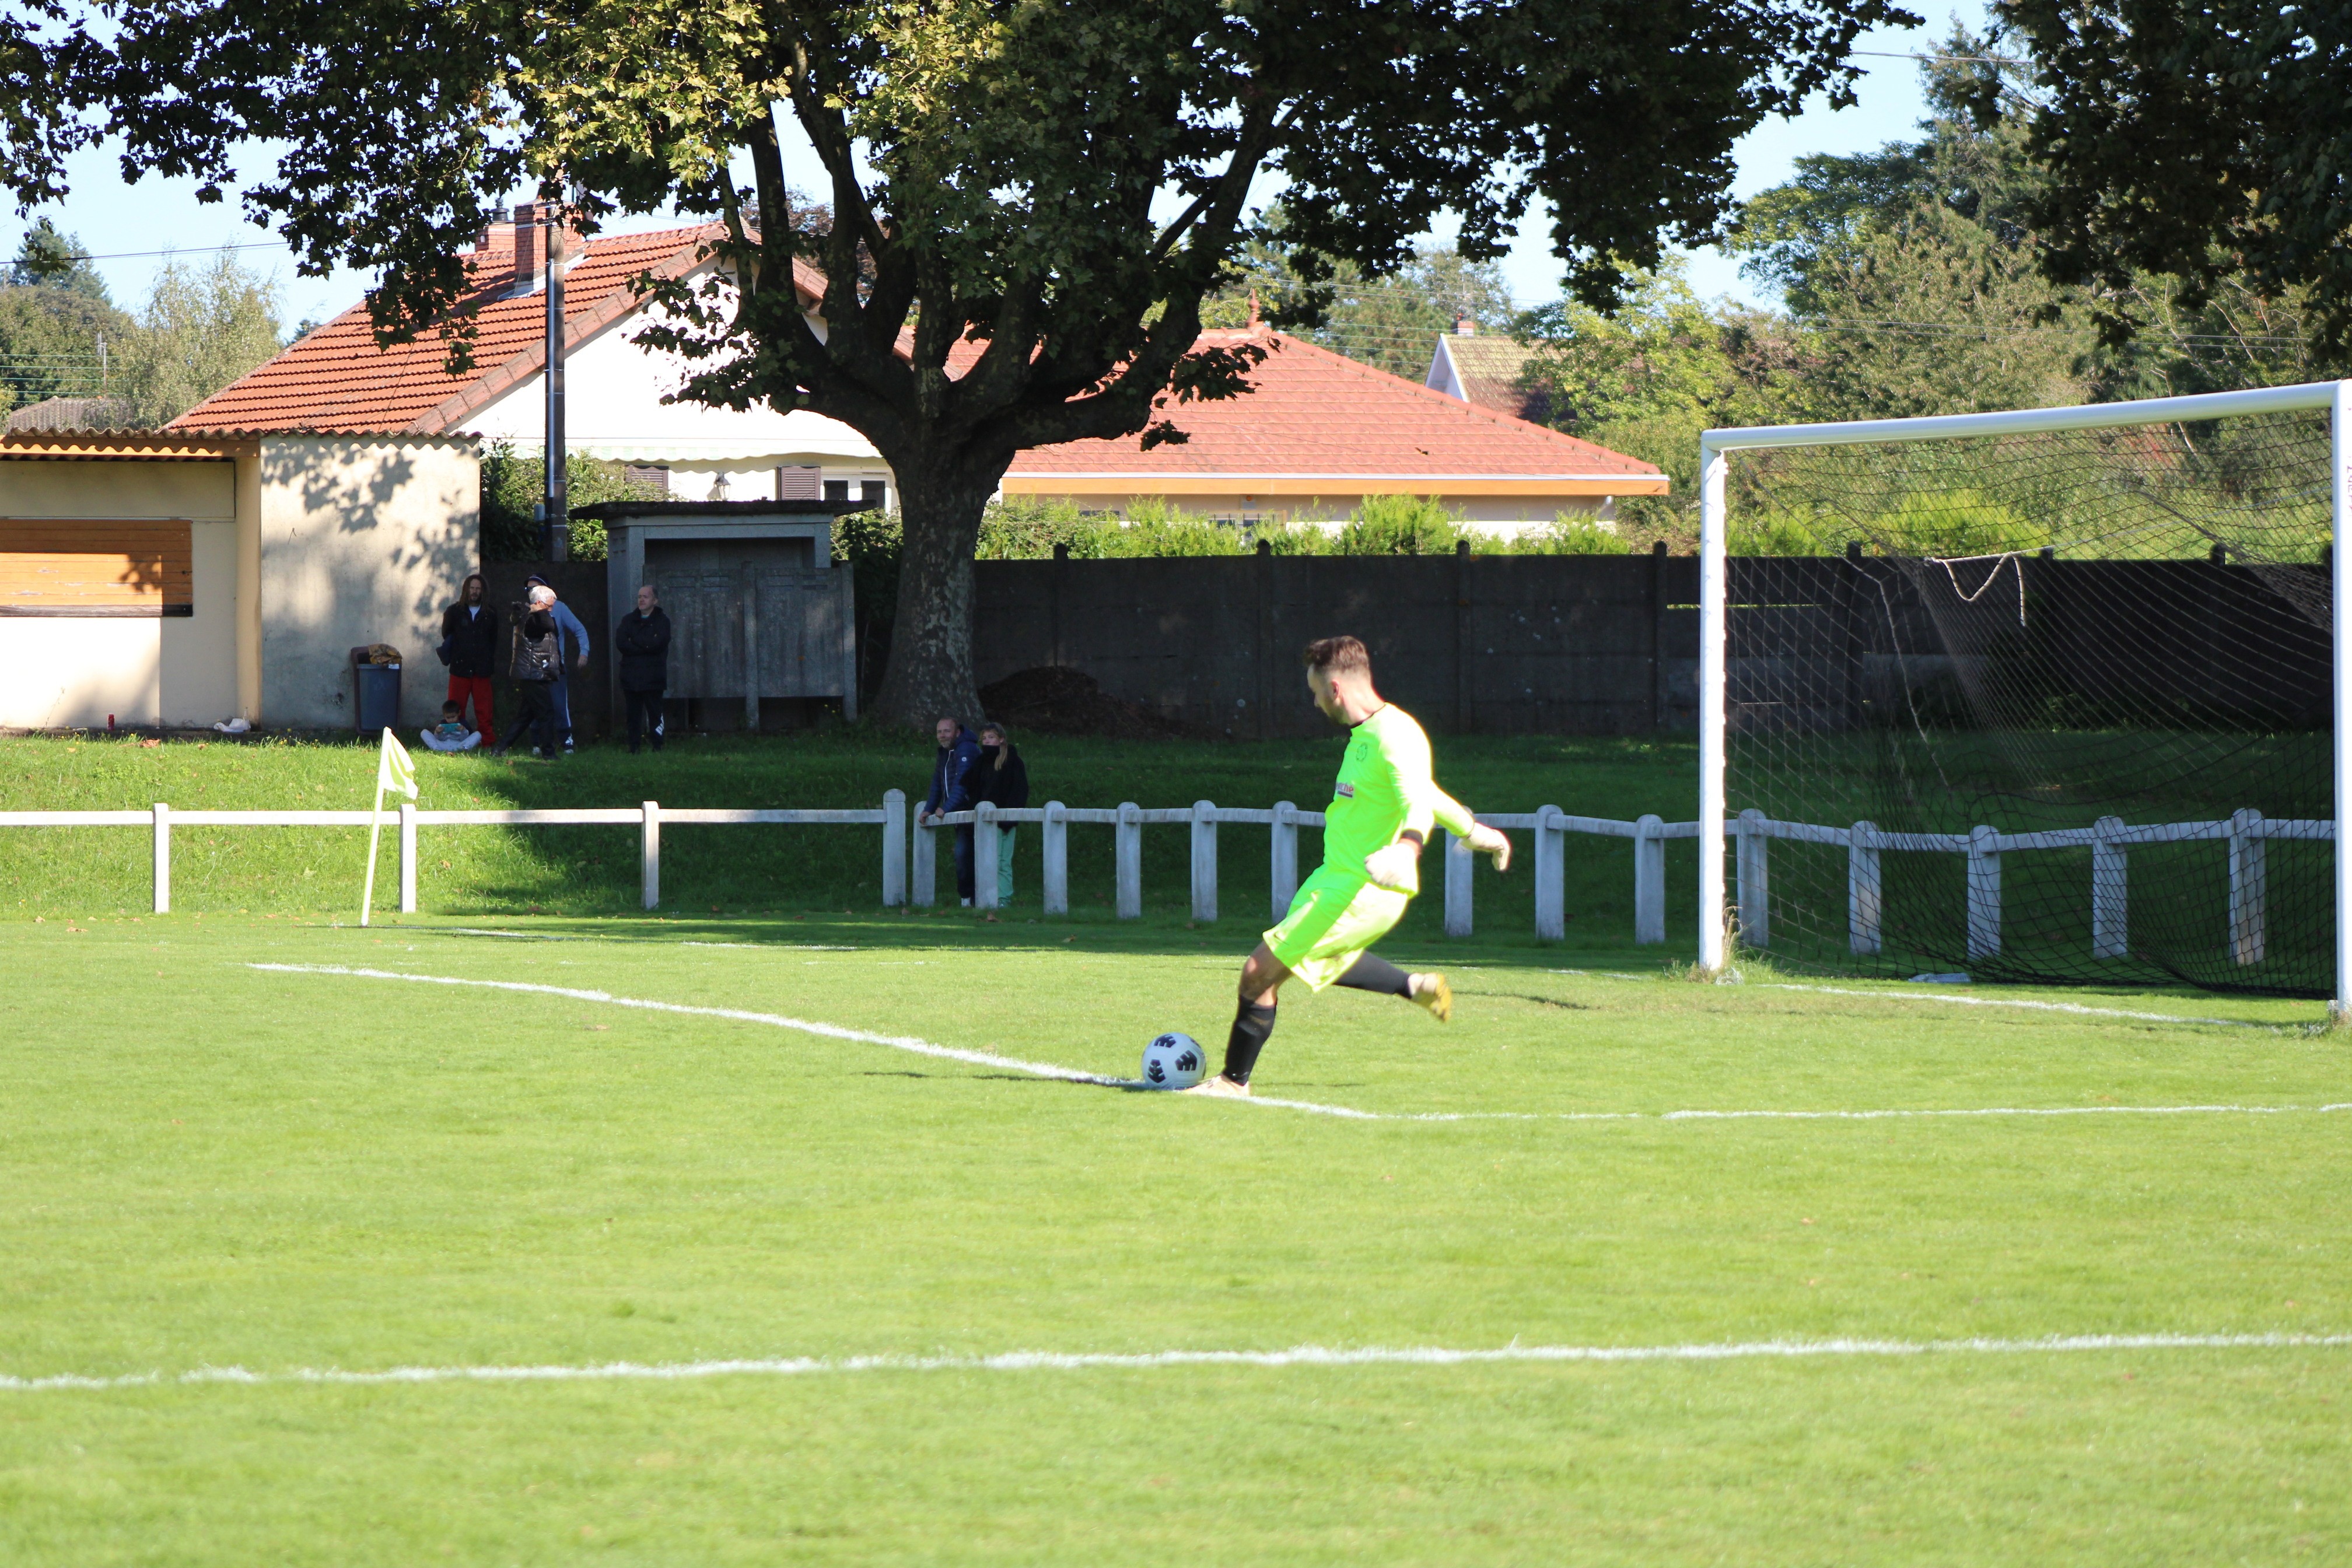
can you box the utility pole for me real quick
[540,211,569,561]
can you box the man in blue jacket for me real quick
[524,573,592,751]
[922,715,984,905]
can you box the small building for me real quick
[0,429,475,731]
[1423,321,1555,425]
[1000,328,1661,533]
[173,208,894,508]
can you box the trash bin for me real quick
[351,646,402,735]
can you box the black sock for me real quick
[1336,953,1412,998]
[1223,998,1277,1085]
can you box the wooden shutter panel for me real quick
[0,520,194,616]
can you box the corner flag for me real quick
[362,726,418,926]
[377,727,418,800]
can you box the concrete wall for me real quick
[972,549,1699,738]
[254,436,480,730]
[0,460,239,729]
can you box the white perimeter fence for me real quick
[0,791,2323,959]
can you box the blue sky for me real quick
[6,10,1976,330]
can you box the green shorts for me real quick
[1264,867,1411,992]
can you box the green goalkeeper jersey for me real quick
[1320,703,1475,894]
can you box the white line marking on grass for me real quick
[247,965,2352,1128]
[680,940,858,951]
[1762,983,2277,1030]
[248,964,1133,1089]
[7,1332,2346,1395]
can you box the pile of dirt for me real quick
[978,666,1192,740]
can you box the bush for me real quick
[481,440,667,562]
[1506,513,1627,555]
[1332,495,1465,555]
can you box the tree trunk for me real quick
[871,464,994,730]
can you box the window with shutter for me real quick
[0,520,193,617]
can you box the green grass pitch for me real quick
[2,908,2346,1564]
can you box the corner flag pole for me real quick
[360,768,386,928]
[362,726,419,928]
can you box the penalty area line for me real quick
[246,965,2349,1127]
[6,1332,2346,1395]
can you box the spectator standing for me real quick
[492,586,564,760]
[614,584,671,754]
[439,573,498,748]
[976,721,1028,906]
[523,572,592,751]
[922,715,984,905]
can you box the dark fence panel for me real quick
[974,550,2326,737]
[974,547,1701,737]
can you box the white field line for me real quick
[248,964,1136,1090]
[6,1332,2346,1395]
[1762,983,2279,1030]
[249,965,2352,1127]
[1541,967,2291,1029]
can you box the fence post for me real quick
[1444,827,1475,937]
[1191,801,1218,922]
[638,801,660,909]
[1270,801,1298,921]
[1042,802,1068,915]
[399,802,418,914]
[1735,808,1768,948]
[1846,820,1880,955]
[912,811,936,907]
[151,802,169,915]
[975,802,1000,909]
[1966,823,2001,960]
[1634,813,1666,945]
[1115,802,1142,919]
[2091,816,2127,958]
[1532,805,1566,941]
[881,789,906,907]
[2229,807,2267,966]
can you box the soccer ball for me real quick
[1140,1031,1206,1090]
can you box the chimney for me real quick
[1454,315,1475,337]
[510,201,582,293]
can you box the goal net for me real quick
[1700,384,2346,999]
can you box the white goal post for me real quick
[1697,379,2352,1017]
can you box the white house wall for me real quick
[464,311,896,504]
[254,438,478,731]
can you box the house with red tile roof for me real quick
[173,207,896,507]
[1002,327,1662,532]
[177,213,1659,533]
[1423,321,1554,425]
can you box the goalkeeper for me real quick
[1186,635,1511,1098]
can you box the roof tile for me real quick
[1007,330,1653,479]
[170,225,823,436]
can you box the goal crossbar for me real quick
[1696,378,2352,1016]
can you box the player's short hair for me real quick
[527,584,555,607]
[1302,635,1371,678]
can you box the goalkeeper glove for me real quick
[1364,841,1420,892]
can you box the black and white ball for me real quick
[1140,1031,1205,1090]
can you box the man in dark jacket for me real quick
[976,722,1028,907]
[440,573,499,748]
[922,716,984,905]
[614,584,671,753]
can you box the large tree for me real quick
[1978,0,2352,353]
[8,0,1909,723]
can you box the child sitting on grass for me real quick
[419,700,481,752]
